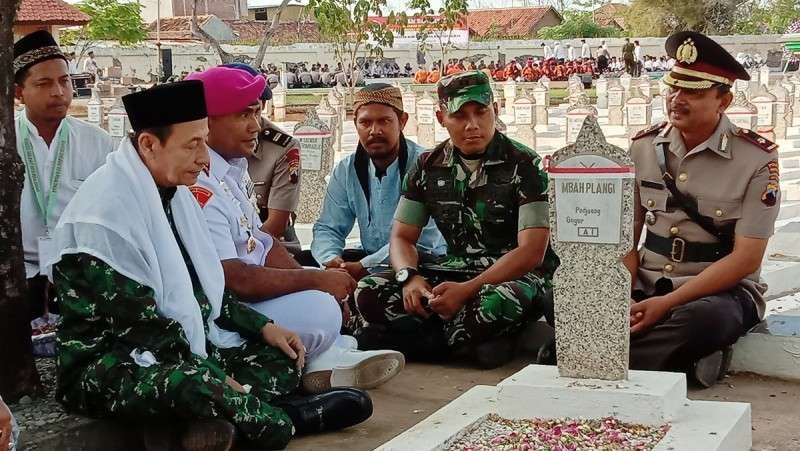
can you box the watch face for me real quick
[396,269,409,283]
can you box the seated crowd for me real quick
[8,29,778,451]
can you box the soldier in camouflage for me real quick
[49,81,372,451]
[354,71,559,368]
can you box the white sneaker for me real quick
[336,334,359,350]
[303,347,405,394]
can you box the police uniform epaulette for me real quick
[631,121,668,141]
[261,126,293,148]
[733,127,778,152]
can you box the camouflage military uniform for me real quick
[54,187,299,450]
[355,132,559,349]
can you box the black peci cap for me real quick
[13,30,67,77]
[122,80,208,131]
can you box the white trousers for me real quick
[247,289,342,361]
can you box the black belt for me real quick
[644,233,732,263]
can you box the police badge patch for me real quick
[286,147,300,184]
[761,160,780,206]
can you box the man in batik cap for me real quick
[626,31,779,387]
[354,71,559,368]
[300,83,446,330]
[48,80,372,450]
[187,67,405,395]
[13,30,114,320]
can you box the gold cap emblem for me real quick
[676,38,698,65]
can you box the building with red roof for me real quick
[14,0,90,41]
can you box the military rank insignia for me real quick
[761,160,780,206]
[287,147,300,184]
[189,185,213,208]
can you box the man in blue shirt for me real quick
[298,84,446,327]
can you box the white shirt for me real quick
[554,44,563,59]
[634,45,643,62]
[68,60,79,75]
[83,57,98,75]
[195,149,274,266]
[543,45,552,59]
[17,113,113,278]
[581,43,590,58]
[567,46,575,61]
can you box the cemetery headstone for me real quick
[504,79,518,116]
[513,94,536,149]
[492,84,504,114]
[607,82,625,126]
[327,89,344,152]
[533,82,549,126]
[416,92,437,148]
[273,85,287,121]
[637,75,651,100]
[315,97,339,153]
[547,115,634,380]
[539,75,551,90]
[751,88,777,139]
[87,88,103,127]
[759,64,770,88]
[402,86,418,136]
[726,91,758,130]
[625,86,651,137]
[596,75,608,109]
[106,96,130,149]
[565,96,597,145]
[294,110,334,223]
[567,75,584,106]
[773,84,792,140]
[619,73,632,95]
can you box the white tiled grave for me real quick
[376,365,751,451]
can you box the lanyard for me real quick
[20,118,70,233]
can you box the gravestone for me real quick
[750,86,776,131]
[272,85,287,121]
[637,76,651,100]
[773,84,792,140]
[87,88,103,127]
[533,82,549,126]
[625,86,651,137]
[402,86,418,136]
[607,82,625,126]
[263,99,273,120]
[315,97,339,154]
[504,79,518,116]
[512,94,536,149]
[759,65,770,88]
[294,109,334,223]
[416,92,437,148]
[539,75,551,90]
[327,90,344,152]
[564,96,597,145]
[726,92,758,130]
[734,77,748,95]
[547,115,634,380]
[596,75,608,109]
[492,84,504,113]
[567,75,584,106]
[106,97,130,149]
[619,73,632,95]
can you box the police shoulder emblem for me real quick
[189,185,213,208]
[676,38,698,64]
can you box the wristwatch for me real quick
[395,267,419,285]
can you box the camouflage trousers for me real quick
[57,339,300,450]
[354,270,551,349]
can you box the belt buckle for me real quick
[670,237,686,263]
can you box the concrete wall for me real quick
[140,0,248,23]
[81,34,794,79]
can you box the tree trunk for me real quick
[191,0,233,64]
[0,0,41,403]
[252,0,293,69]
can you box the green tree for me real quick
[1,0,41,402]
[305,0,398,92]
[62,0,147,46]
[624,0,743,36]
[734,0,800,34]
[537,10,623,39]
[401,0,469,71]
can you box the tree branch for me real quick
[191,0,233,64]
[253,0,294,69]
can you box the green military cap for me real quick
[437,70,493,113]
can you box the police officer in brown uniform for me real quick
[224,63,304,253]
[624,32,780,386]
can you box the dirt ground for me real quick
[287,360,800,451]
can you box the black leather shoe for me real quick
[274,388,373,435]
[180,419,236,451]
[473,335,516,369]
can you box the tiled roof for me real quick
[223,19,324,45]
[147,15,214,33]
[593,3,628,29]
[467,7,558,38]
[15,0,91,25]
